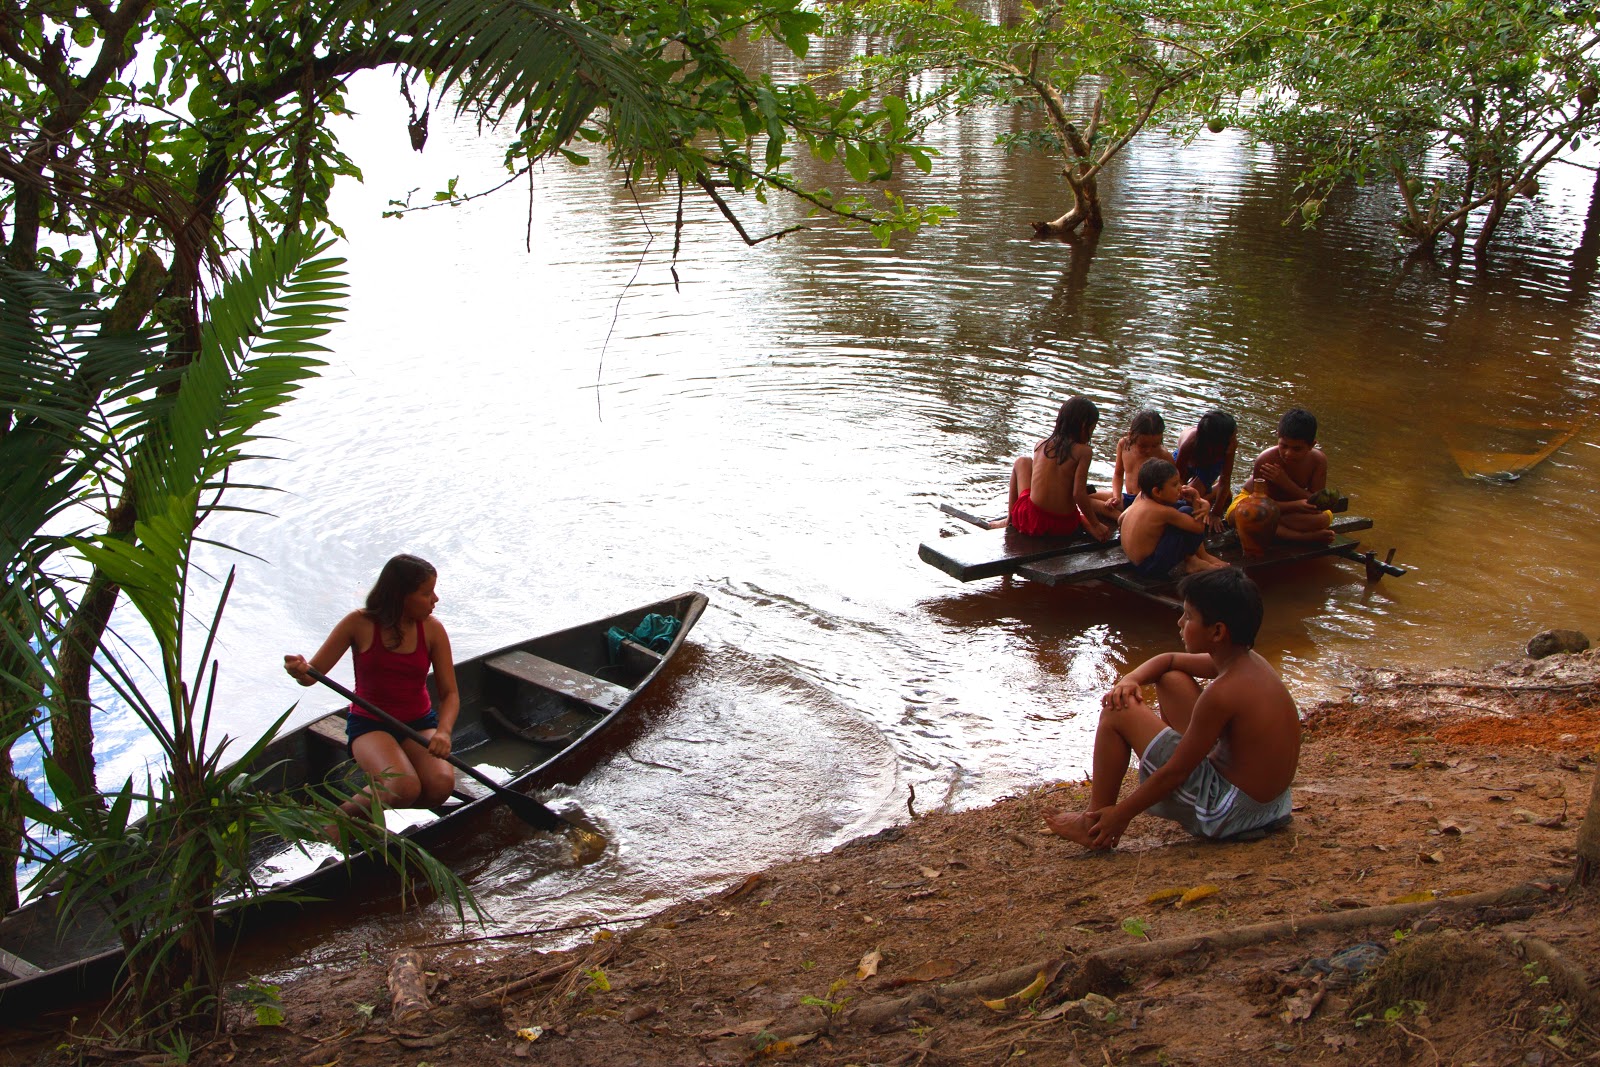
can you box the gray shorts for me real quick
[1138,727,1292,840]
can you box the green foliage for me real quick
[836,0,1283,229]
[1246,0,1600,251]
[6,230,473,1038]
[229,978,285,1027]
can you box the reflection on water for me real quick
[76,64,1600,977]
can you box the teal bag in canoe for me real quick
[606,613,681,660]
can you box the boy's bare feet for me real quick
[987,517,1009,530]
[1045,809,1109,848]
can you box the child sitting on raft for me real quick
[1119,458,1227,578]
[1111,409,1175,510]
[995,396,1120,541]
[1252,407,1336,544]
[1175,410,1237,533]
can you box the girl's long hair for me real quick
[363,553,436,645]
[1043,396,1099,461]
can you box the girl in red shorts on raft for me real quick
[992,396,1120,540]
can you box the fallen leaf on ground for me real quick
[918,866,941,879]
[980,965,1057,1012]
[883,959,962,988]
[857,948,882,980]
[758,1033,817,1059]
[1436,817,1475,834]
[722,874,764,901]
[1280,988,1325,1024]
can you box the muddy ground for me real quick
[6,650,1600,1067]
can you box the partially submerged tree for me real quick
[835,0,1280,235]
[1248,0,1600,256]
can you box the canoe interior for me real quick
[0,591,707,1018]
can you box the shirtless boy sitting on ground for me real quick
[1119,458,1227,578]
[1046,567,1299,849]
[1252,406,1335,544]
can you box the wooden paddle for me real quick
[305,667,605,855]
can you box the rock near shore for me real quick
[1528,628,1591,659]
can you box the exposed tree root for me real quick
[844,882,1554,1029]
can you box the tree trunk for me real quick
[1569,166,1600,296]
[1475,188,1510,256]
[1574,765,1600,886]
[1033,171,1103,236]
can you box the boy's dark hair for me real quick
[1129,409,1165,438]
[1044,396,1099,461]
[1277,407,1317,444]
[364,553,437,642]
[1176,566,1263,647]
[1196,410,1236,449]
[1138,457,1179,495]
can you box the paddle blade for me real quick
[501,788,567,832]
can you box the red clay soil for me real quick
[5,651,1599,1067]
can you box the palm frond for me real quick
[369,0,675,161]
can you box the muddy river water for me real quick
[84,70,1600,974]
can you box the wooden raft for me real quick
[1018,516,1374,588]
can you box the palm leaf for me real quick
[366,0,675,162]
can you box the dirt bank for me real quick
[9,651,1600,1067]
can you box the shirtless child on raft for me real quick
[1175,409,1237,533]
[1252,406,1335,544]
[993,396,1119,541]
[1111,409,1175,510]
[1046,567,1299,848]
[1119,459,1227,578]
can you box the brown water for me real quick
[155,70,1600,976]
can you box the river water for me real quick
[83,69,1600,973]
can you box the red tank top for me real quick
[351,617,433,722]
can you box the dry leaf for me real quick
[695,1018,773,1040]
[980,970,1050,1012]
[1178,884,1220,907]
[1436,817,1475,835]
[1417,851,1444,864]
[884,959,961,988]
[758,1033,817,1059]
[1145,887,1186,904]
[1391,891,1435,904]
[857,948,882,981]
[723,873,764,901]
[918,866,941,879]
[1280,988,1325,1024]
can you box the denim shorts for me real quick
[345,708,438,757]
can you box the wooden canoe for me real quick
[0,591,708,1020]
[1447,414,1591,482]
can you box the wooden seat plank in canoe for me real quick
[487,651,632,713]
[307,714,348,749]
[1019,516,1374,588]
